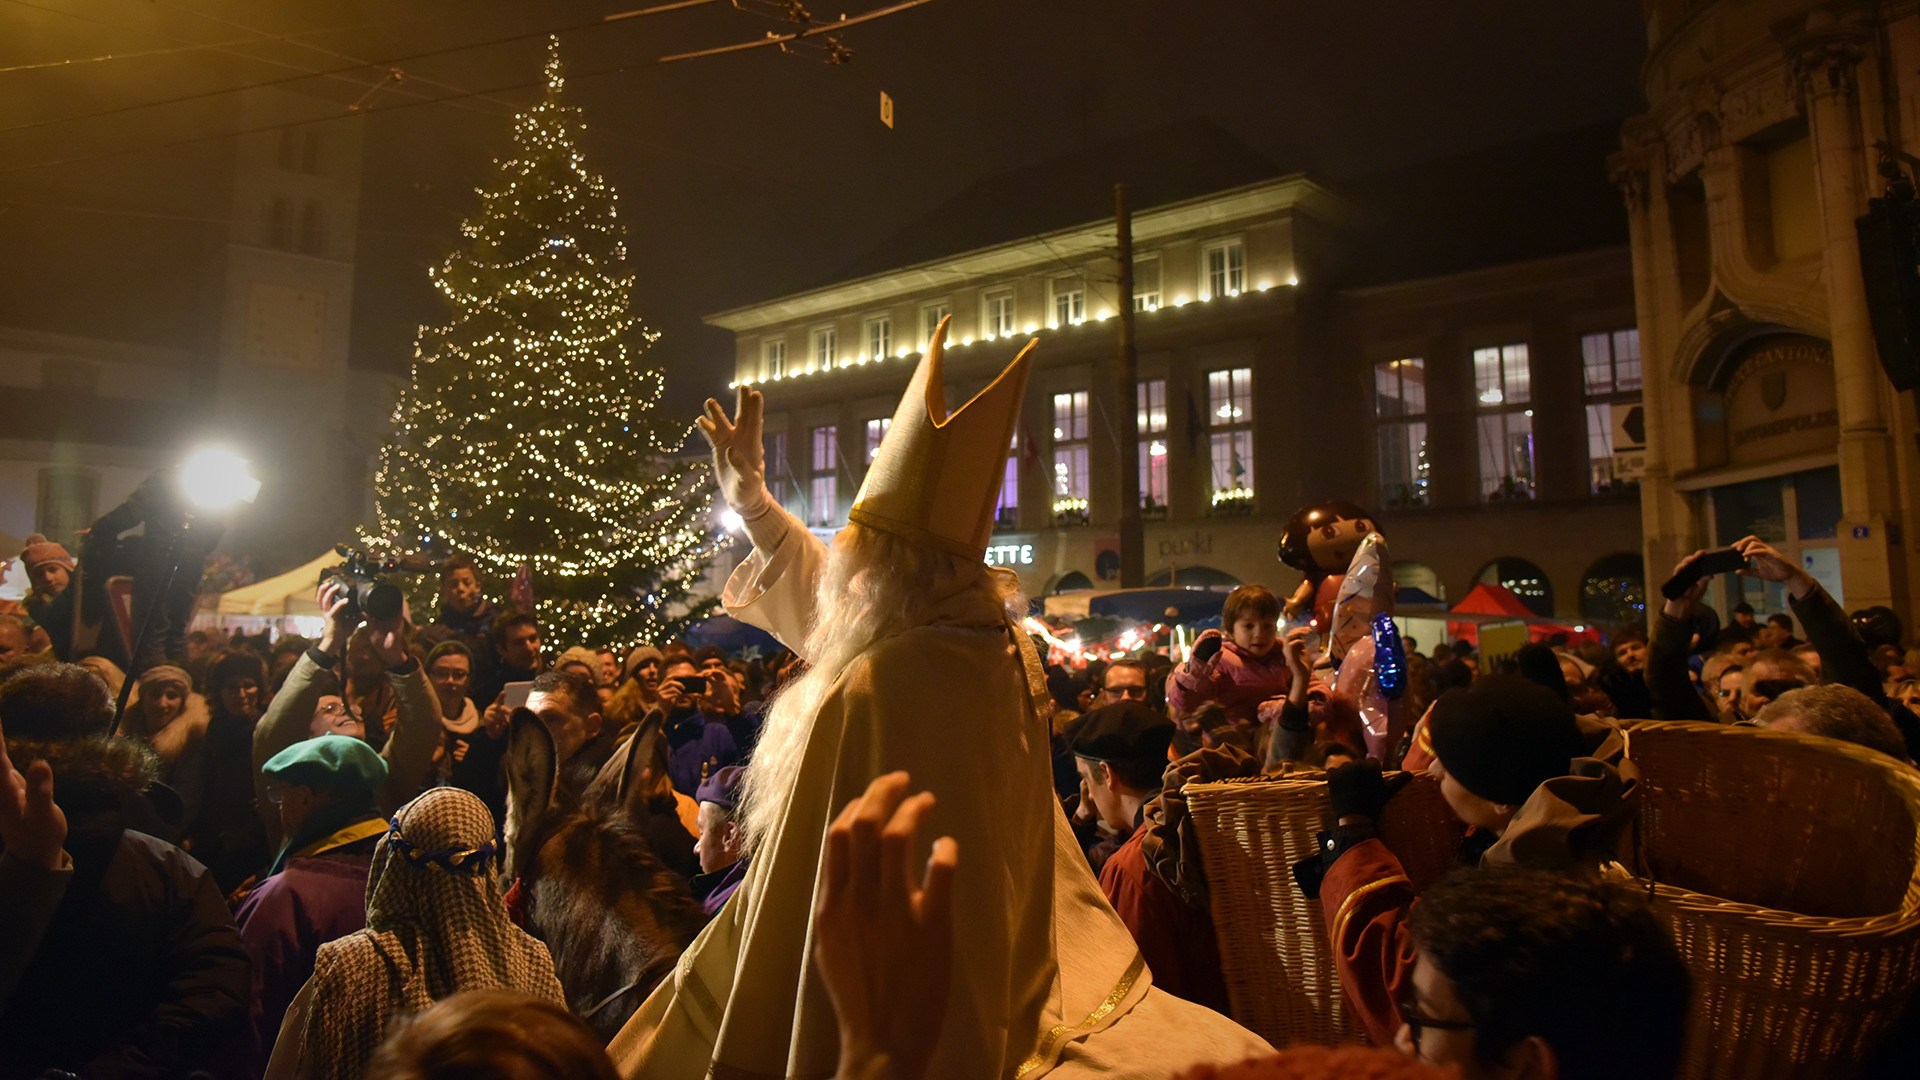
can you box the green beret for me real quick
[262,734,388,798]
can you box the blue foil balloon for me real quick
[1372,613,1406,700]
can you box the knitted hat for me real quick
[695,764,747,813]
[1071,701,1175,767]
[1427,675,1584,806]
[263,733,388,799]
[20,534,73,572]
[555,646,602,682]
[624,645,664,678]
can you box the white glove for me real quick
[698,386,774,521]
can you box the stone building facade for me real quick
[1617,1,1920,620]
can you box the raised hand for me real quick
[1735,535,1814,598]
[1660,551,1712,622]
[815,772,957,1080]
[697,385,772,521]
[315,580,358,656]
[0,720,68,870]
[366,599,412,668]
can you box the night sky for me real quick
[1,1,1648,416]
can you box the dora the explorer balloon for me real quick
[1277,500,1378,628]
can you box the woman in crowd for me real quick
[191,648,273,891]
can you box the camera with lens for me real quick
[321,545,408,624]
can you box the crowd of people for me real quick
[4,335,1920,1079]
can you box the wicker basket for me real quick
[1622,720,1920,1080]
[1183,771,1465,1047]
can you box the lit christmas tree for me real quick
[371,39,720,647]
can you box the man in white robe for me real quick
[610,320,1268,1079]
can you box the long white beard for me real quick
[740,525,1021,853]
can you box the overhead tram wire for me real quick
[0,0,509,135]
[138,0,532,117]
[0,4,650,137]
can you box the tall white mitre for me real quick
[847,315,1034,562]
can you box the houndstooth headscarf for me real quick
[280,786,563,1080]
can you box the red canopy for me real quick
[1445,582,1604,648]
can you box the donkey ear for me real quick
[504,709,557,874]
[616,713,667,815]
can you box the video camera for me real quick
[321,545,410,624]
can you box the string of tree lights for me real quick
[368,37,721,648]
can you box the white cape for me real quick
[611,506,1268,1079]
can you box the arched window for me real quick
[1477,557,1553,618]
[1392,561,1443,603]
[302,129,323,174]
[1579,553,1646,626]
[300,201,326,256]
[1046,571,1094,595]
[1144,565,1241,589]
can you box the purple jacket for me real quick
[666,710,742,798]
[1165,638,1292,725]
[691,858,749,917]
[234,842,376,1072]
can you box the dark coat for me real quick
[0,735,250,1080]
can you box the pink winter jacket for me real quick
[1165,637,1293,725]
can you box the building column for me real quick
[1791,16,1904,610]
[1613,123,1697,619]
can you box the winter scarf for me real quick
[281,787,562,1080]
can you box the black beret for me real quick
[1428,675,1583,807]
[1071,701,1174,767]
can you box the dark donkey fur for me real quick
[505,713,707,1042]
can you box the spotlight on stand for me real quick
[178,446,262,510]
[110,445,261,732]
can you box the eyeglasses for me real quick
[265,786,285,805]
[1106,685,1149,700]
[1398,998,1474,1054]
[315,701,349,717]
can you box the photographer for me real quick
[1652,538,1920,758]
[658,656,743,798]
[250,580,442,854]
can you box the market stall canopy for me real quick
[1445,582,1603,647]
[1394,586,1446,610]
[213,551,340,616]
[682,613,782,654]
[1042,586,1231,624]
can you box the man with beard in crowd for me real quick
[610,321,1267,1079]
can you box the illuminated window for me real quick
[1374,358,1428,508]
[1473,344,1534,501]
[812,326,838,371]
[1203,239,1245,299]
[1207,368,1254,511]
[1133,257,1161,312]
[1472,344,1530,406]
[1052,391,1090,525]
[864,417,890,463]
[995,433,1019,530]
[984,290,1015,337]
[920,302,951,344]
[767,431,790,507]
[762,338,786,379]
[1051,277,1085,326]
[865,315,891,362]
[809,425,838,527]
[1582,329,1643,495]
[1137,380,1168,517]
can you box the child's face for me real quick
[1231,613,1278,656]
